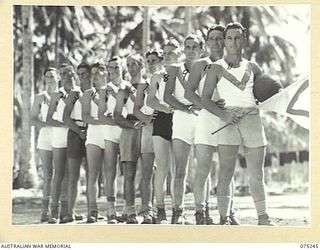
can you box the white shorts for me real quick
[217,113,267,147]
[104,124,122,144]
[37,127,53,151]
[86,124,106,149]
[51,127,69,148]
[172,110,197,145]
[194,109,219,147]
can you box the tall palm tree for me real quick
[19,6,38,188]
[142,6,150,56]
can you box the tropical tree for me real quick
[13,5,309,188]
[18,6,38,188]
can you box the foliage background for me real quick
[13,5,310,189]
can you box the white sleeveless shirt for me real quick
[197,58,219,101]
[140,80,154,115]
[52,87,67,122]
[124,95,134,115]
[106,82,120,117]
[155,71,169,108]
[120,81,136,116]
[216,59,256,108]
[173,64,192,105]
[89,88,99,120]
[70,91,83,121]
[39,92,50,122]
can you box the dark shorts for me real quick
[152,111,173,141]
[67,128,86,159]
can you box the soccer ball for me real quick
[253,74,283,102]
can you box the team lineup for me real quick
[31,22,275,226]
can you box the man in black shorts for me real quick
[62,62,91,223]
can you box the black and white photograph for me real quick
[11,4,310,231]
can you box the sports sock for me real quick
[254,200,267,216]
[217,196,231,218]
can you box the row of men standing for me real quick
[31,22,274,225]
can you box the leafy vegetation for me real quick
[13,5,310,188]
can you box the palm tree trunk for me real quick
[142,7,150,56]
[113,6,120,57]
[185,7,193,36]
[54,6,60,68]
[19,5,38,189]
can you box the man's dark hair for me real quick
[108,56,122,63]
[91,62,106,71]
[206,25,225,41]
[145,49,163,60]
[223,22,246,38]
[184,34,205,49]
[77,62,91,72]
[127,54,144,66]
[161,37,180,50]
[59,63,73,69]
[43,67,59,76]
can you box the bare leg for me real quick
[172,139,190,210]
[123,161,137,215]
[245,146,267,216]
[49,148,67,223]
[194,144,214,212]
[217,145,239,219]
[140,153,155,214]
[39,149,53,222]
[153,136,171,209]
[67,157,82,217]
[104,140,119,217]
[86,144,103,221]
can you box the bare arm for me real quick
[63,91,85,139]
[30,94,46,131]
[146,73,172,113]
[133,83,152,124]
[46,92,65,127]
[97,87,116,125]
[249,61,263,80]
[82,90,102,125]
[185,60,206,108]
[201,64,240,125]
[114,90,136,129]
[164,66,190,112]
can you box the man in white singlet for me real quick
[61,62,91,223]
[202,22,274,226]
[46,63,78,223]
[82,62,110,223]
[146,40,179,224]
[133,49,163,224]
[164,35,203,224]
[113,54,145,224]
[31,67,59,222]
[185,26,240,225]
[98,57,125,224]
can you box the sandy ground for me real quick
[12,190,310,226]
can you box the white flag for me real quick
[259,74,310,130]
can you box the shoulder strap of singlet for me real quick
[182,63,190,82]
[42,91,50,105]
[91,87,97,99]
[59,87,67,99]
[201,58,213,79]
[220,60,252,91]
[106,83,118,100]
[72,90,81,104]
[142,81,149,92]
